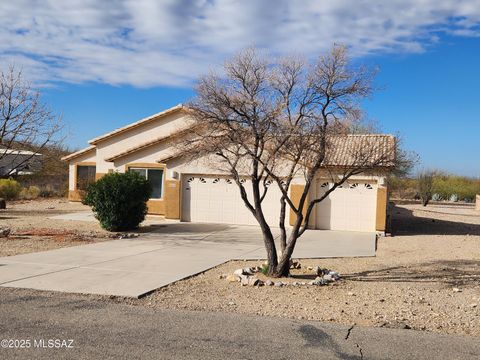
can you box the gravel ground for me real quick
[0,200,479,337]
[0,199,108,256]
[139,203,480,337]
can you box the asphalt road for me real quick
[0,288,478,360]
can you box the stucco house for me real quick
[62,104,394,233]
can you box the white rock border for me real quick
[224,262,342,287]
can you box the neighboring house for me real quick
[62,104,394,233]
[0,149,43,176]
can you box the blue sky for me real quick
[1,1,480,176]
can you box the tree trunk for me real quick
[272,255,291,277]
[269,218,303,277]
[278,196,288,253]
[257,215,278,273]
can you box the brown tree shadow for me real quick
[391,206,480,236]
[345,259,480,288]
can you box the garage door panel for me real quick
[315,181,377,232]
[182,175,283,226]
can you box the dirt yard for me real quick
[0,200,479,337]
[0,199,108,256]
[139,203,480,337]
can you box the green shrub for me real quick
[20,185,41,199]
[0,178,22,200]
[433,175,480,202]
[83,172,152,231]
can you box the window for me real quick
[76,165,96,190]
[130,167,164,199]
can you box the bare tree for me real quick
[0,66,63,177]
[180,46,395,277]
[417,170,435,206]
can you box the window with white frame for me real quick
[129,167,164,199]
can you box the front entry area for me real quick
[181,175,283,226]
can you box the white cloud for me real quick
[0,0,479,87]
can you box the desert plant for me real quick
[417,171,434,206]
[39,185,56,198]
[83,172,151,231]
[0,178,22,200]
[449,194,459,202]
[431,193,442,202]
[433,174,479,202]
[19,185,41,199]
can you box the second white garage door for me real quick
[181,175,283,226]
[315,180,378,232]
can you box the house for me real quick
[62,104,394,233]
[0,149,43,176]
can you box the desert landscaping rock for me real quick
[226,274,240,283]
[0,227,11,237]
[233,269,244,276]
[248,277,261,286]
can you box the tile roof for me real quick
[157,134,396,168]
[323,134,396,167]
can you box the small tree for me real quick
[179,46,396,277]
[84,172,152,231]
[0,66,63,177]
[417,171,434,206]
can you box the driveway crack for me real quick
[355,343,364,359]
[345,324,355,340]
[344,324,364,359]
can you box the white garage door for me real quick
[181,175,283,226]
[315,181,377,232]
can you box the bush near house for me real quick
[83,172,152,231]
[0,178,22,200]
[390,173,480,202]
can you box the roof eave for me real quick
[61,146,96,162]
[88,104,186,145]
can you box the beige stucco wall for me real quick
[94,111,191,173]
[113,141,172,172]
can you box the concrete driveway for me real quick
[0,223,375,298]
